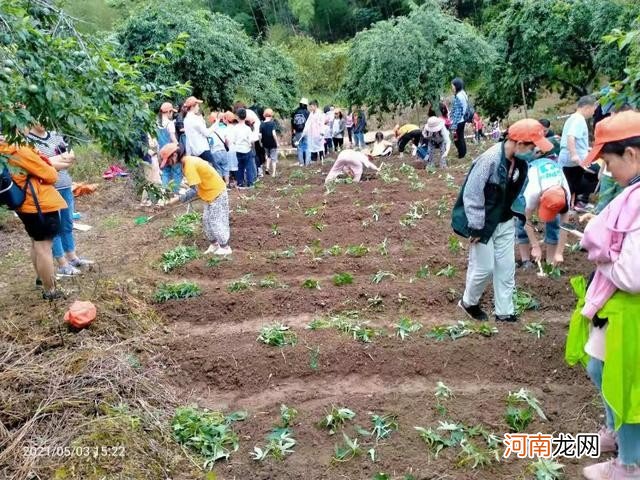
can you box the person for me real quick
[558,95,597,208]
[207,112,230,185]
[291,98,310,166]
[564,111,640,480]
[516,139,570,268]
[26,126,94,278]
[248,104,265,177]
[394,123,422,155]
[450,77,470,159]
[345,110,354,146]
[323,106,335,155]
[539,118,555,138]
[332,111,346,152]
[439,101,453,130]
[223,111,239,187]
[451,119,553,322]
[353,108,367,150]
[234,108,259,187]
[156,102,181,193]
[183,96,217,166]
[259,108,279,177]
[324,149,380,184]
[473,112,486,143]
[420,117,451,168]
[1,141,67,299]
[301,100,325,164]
[160,143,231,255]
[174,103,188,149]
[371,132,393,157]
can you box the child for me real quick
[259,108,279,177]
[161,143,232,255]
[156,102,181,193]
[370,132,393,157]
[223,111,239,187]
[332,111,346,152]
[473,112,486,143]
[208,112,230,186]
[234,108,258,188]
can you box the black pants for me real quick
[254,141,266,169]
[563,166,585,201]
[398,129,422,153]
[324,138,334,155]
[347,127,353,143]
[333,137,344,149]
[311,151,324,162]
[455,122,467,158]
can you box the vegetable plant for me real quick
[207,256,229,268]
[346,244,369,257]
[161,245,200,272]
[259,274,287,289]
[394,317,423,340]
[257,324,297,347]
[505,388,547,432]
[302,278,321,290]
[304,206,321,217]
[307,318,333,330]
[326,245,343,256]
[228,274,256,292]
[332,433,362,462]
[163,212,201,237]
[378,238,389,256]
[416,265,431,279]
[333,272,354,286]
[435,265,457,278]
[434,381,453,416]
[513,288,540,315]
[371,270,395,284]
[367,294,384,311]
[271,224,280,236]
[280,404,298,427]
[456,440,498,469]
[252,428,296,461]
[524,322,546,338]
[154,281,201,302]
[542,262,563,279]
[370,413,399,441]
[426,321,475,341]
[448,235,462,254]
[529,459,565,480]
[319,406,356,435]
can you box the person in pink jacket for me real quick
[324,149,380,184]
[579,111,640,480]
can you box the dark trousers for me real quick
[347,127,353,143]
[398,129,422,153]
[236,152,256,187]
[563,166,585,202]
[455,122,467,158]
[254,141,265,169]
[333,137,344,149]
[199,150,216,166]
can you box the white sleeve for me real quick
[441,127,451,157]
[523,167,541,212]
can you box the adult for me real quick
[291,98,310,166]
[156,102,181,193]
[451,119,553,322]
[161,143,232,256]
[301,100,325,163]
[324,149,380,184]
[183,96,217,166]
[568,111,640,480]
[558,95,597,208]
[323,106,335,155]
[539,118,555,138]
[450,77,469,159]
[420,117,451,168]
[394,123,422,154]
[26,126,94,278]
[345,110,354,146]
[208,112,230,185]
[353,108,367,150]
[332,111,346,152]
[1,142,67,299]
[234,108,259,187]
[259,108,279,177]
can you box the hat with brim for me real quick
[425,116,445,133]
[508,118,554,153]
[583,111,640,166]
[300,97,309,106]
[160,102,177,113]
[538,185,567,222]
[184,96,203,109]
[159,143,179,169]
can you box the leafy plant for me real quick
[542,262,563,279]
[426,321,473,341]
[207,256,229,268]
[313,221,326,232]
[163,212,201,237]
[416,265,431,279]
[513,288,540,315]
[320,406,356,435]
[304,206,322,217]
[269,246,296,260]
[271,224,280,236]
[448,235,462,254]
[394,317,423,340]
[334,317,377,343]
[161,245,200,272]
[378,164,399,183]
[524,322,546,339]
[435,381,453,400]
[400,201,427,227]
[333,272,354,286]
[378,238,389,256]
[252,428,297,461]
[257,324,297,347]
[456,440,498,469]
[228,274,256,292]
[302,278,321,290]
[259,274,287,289]
[154,281,201,302]
[332,433,362,462]
[371,270,395,284]
[171,407,247,468]
[368,203,382,221]
[307,318,333,330]
[529,459,565,480]
[326,245,343,256]
[346,244,369,257]
[370,413,399,441]
[367,294,384,311]
[435,265,457,278]
[568,242,582,253]
[308,346,320,371]
[279,404,298,428]
[473,323,498,337]
[505,388,547,432]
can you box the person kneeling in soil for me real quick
[160,143,232,256]
[451,119,553,322]
[324,149,380,184]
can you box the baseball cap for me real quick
[159,143,179,169]
[507,118,554,153]
[299,97,309,106]
[160,102,177,113]
[583,111,640,166]
[184,96,203,108]
[538,185,567,222]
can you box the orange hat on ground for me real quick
[583,111,640,166]
[264,108,274,118]
[160,102,177,113]
[159,142,179,168]
[184,96,203,109]
[538,185,567,222]
[64,301,97,329]
[508,118,553,153]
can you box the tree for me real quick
[0,0,186,160]
[604,15,640,108]
[342,1,494,114]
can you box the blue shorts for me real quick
[515,217,560,245]
[212,150,229,177]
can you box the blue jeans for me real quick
[587,357,640,465]
[52,187,75,259]
[297,136,310,166]
[354,132,365,149]
[211,150,229,177]
[161,163,183,193]
[236,151,256,187]
[515,216,559,245]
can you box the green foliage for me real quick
[529,459,565,480]
[435,265,457,278]
[259,274,287,289]
[279,405,298,428]
[302,278,321,290]
[332,433,362,462]
[252,427,297,461]
[394,317,423,340]
[427,320,496,341]
[370,413,399,441]
[161,245,200,272]
[228,274,256,292]
[604,16,640,108]
[513,288,540,315]
[505,388,547,432]
[333,272,354,286]
[163,212,202,237]
[171,407,247,468]
[416,265,431,279]
[448,235,462,254]
[371,270,395,284]
[320,406,356,435]
[257,323,297,347]
[346,244,369,257]
[524,322,546,339]
[542,262,563,279]
[414,421,500,464]
[153,281,201,302]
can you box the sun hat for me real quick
[159,102,177,113]
[538,185,567,222]
[299,97,309,106]
[183,96,203,109]
[507,118,554,153]
[583,111,640,166]
[159,143,179,168]
[425,116,445,133]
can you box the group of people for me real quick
[452,97,640,478]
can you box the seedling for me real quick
[378,238,389,256]
[435,265,457,278]
[206,256,229,268]
[332,433,362,462]
[307,318,332,330]
[161,245,200,272]
[289,169,307,181]
[400,201,426,227]
[326,245,343,256]
[524,322,546,339]
[269,246,296,259]
[259,274,287,289]
[163,212,201,237]
[505,389,546,432]
[154,282,201,303]
[529,459,565,480]
[368,203,382,221]
[252,428,297,461]
[435,381,453,399]
[378,164,399,183]
[394,317,423,340]
[448,235,462,254]
[257,324,297,347]
[568,242,582,253]
[509,388,547,421]
[235,205,248,214]
[334,317,377,343]
[371,270,395,284]
[370,413,399,441]
[346,244,369,257]
[308,346,320,370]
[302,278,321,290]
[473,323,498,337]
[542,262,563,279]
[228,274,256,292]
[367,294,384,311]
[325,182,337,194]
[313,221,326,232]
[445,173,456,189]
[333,272,354,286]
[271,224,280,236]
[436,198,449,218]
[456,440,498,469]
[304,206,321,217]
[426,321,473,341]
[320,406,356,435]
[513,288,540,315]
[280,404,298,428]
[416,265,431,279]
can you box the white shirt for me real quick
[184,112,215,156]
[234,123,258,154]
[523,158,571,211]
[209,123,227,153]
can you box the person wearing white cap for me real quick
[421,116,451,168]
[291,98,310,166]
[324,149,380,184]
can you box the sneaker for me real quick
[56,264,81,277]
[520,260,535,270]
[214,246,232,256]
[35,277,43,288]
[42,289,65,301]
[584,459,640,480]
[69,257,94,268]
[458,300,488,321]
[204,244,220,255]
[496,314,519,322]
[599,427,618,453]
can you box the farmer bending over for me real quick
[160,143,232,256]
[324,149,380,184]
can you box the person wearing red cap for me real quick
[565,110,640,480]
[156,102,181,193]
[159,142,231,255]
[452,118,553,322]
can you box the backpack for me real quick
[0,164,28,210]
[463,93,475,124]
[292,110,308,132]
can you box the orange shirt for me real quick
[1,143,67,214]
